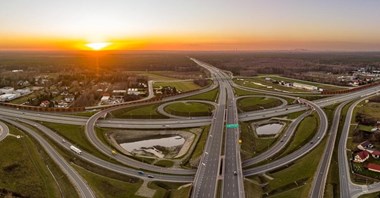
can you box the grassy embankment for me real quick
[154,81,201,92]
[164,102,214,117]
[0,124,77,198]
[183,88,219,101]
[237,97,283,112]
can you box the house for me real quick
[371,150,380,159]
[127,88,139,95]
[353,151,370,163]
[64,95,75,103]
[113,90,127,96]
[40,100,50,108]
[357,141,374,150]
[56,101,68,108]
[100,94,110,103]
[366,163,380,173]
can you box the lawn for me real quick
[0,125,76,198]
[237,97,283,112]
[154,160,175,168]
[154,81,201,92]
[186,125,210,167]
[265,75,348,91]
[359,192,380,198]
[234,87,259,96]
[278,113,318,157]
[240,122,278,160]
[356,102,380,120]
[266,139,327,197]
[111,103,168,119]
[129,71,180,81]
[40,122,116,162]
[10,92,37,104]
[70,110,99,117]
[73,165,144,198]
[183,88,219,101]
[234,77,312,93]
[164,102,214,117]
[286,111,307,120]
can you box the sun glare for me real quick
[86,42,110,51]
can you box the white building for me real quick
[0,93,20,101]
[292,82,318,91]
[0,87,14,94]
[127,88,139,95]
[15,88,31,95]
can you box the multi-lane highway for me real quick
[243,99,329,176]
[3,57,380,197]
[12,118,195,182]
[242,111,310,168]
[309,100,350,198]
[191,61,227,198]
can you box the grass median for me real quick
[237,96,283,112]
[164,102,214,117]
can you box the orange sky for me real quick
[1,1,380,51]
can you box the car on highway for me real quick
[138,171,144,175]
[147,175,154,178]
[233,171,237,175]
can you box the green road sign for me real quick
[226,123,239,128]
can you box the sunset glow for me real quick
[1,1,380,51]
[86,42,110,51]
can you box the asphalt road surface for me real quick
[0,117,96,198]
[0,120,9,142]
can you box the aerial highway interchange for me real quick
[1,58,380,198]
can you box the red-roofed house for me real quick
[366,163,380,173]
[371,150,380,159]
[354,151,370,163]
[357,141,374,150]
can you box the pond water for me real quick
[120,135,185,158]
[256,123,283,135]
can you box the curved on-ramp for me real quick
[0,120,9,142]
[0,117,95,198]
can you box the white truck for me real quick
[70,145,82,155]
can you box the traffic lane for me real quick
[0,120,9,141]
[13,118,195,182]
[85,114,196,176]
[309,101,349,198]
[244,103,328,176]
[243,111,310,168]
[0,117,95,198]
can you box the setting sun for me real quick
[86,42,110,51]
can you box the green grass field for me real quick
[183,88,218,101]
[0,125,76,198]
[40,122,118,163]
[278,113,318,157]
[154,81,201,92]
[234,87,259,96]
[263,75,348,91]
[234,77,310,93]
[164,102,214,117]
[265,139,327,197]
[237,97,283,112]
[129,71,180,81]
[186,125,210,167]
[74,165,143,198]
[111,103,168,119]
